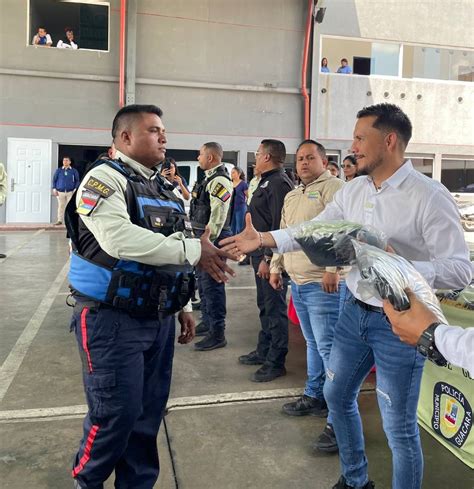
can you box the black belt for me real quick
[354,297,384,314]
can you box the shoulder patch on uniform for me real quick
[84,176,115,198]
[260,181,269,189]
[77,190,101,216]
[211,182,232,202]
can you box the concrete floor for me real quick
[0,230,473,489]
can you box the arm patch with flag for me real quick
[77,190,102,216]
[211,182,231,203]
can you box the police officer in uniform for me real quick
[236,139,294,382]
[189,142,234,351]
[67,105,234,489]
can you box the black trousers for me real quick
[251,255,289,368]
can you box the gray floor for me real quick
[0,230,473,489]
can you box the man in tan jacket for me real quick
[269,140,346,453]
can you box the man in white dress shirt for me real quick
[220,103,472,489]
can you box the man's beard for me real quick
[357,155,384,176]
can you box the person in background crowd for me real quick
[0,163,7,258]
[327,160,340,178]
[247,165,261,205]
[384,289,474,373]
[321,57,330,73]
[190,143,233,351]
[271,140,346,453]
[342,154,358,181]
[230,166,248,235]
[57,28,78,49]
[238,165,261,266]
[238,139,294,382]
[337,58,352,74]
[52,157,80,225]
[161,157,190,201]
[220,103,471,489]
[32,27,52,46]
[285,168,298,186]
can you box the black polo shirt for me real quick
[249,167,294,257]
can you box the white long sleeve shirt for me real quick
[272,160,472,306]
[435,325,474,373]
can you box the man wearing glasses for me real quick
[238,140,294,382]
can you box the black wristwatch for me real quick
[416,322,447,367]
[264,256,272,265]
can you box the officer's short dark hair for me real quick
[203,142,223,159]
[296,139,327,161]
[112,104,163,138]
[261,139,286,165]
[357,103,412,149]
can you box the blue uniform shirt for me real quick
[321,66,330,73]
[52,167,80,192]
[337,65,352,74]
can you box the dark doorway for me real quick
[58,145,109,179]
[353,57,371,75]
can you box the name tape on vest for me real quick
[84,177,116,198]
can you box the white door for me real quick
[6,138,52,223]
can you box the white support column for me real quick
[433,153,442,182]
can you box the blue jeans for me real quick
[324,292,425,489]
[291,281,346,424]
[231,206,247,235]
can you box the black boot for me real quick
[194,333,227,351]
[313,423,338,453]
[332,475,375,489]
[195,322,210,336]
[282,395,328,417]
[238,350,265,365]
[251,364,286,382]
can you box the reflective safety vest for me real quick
[189,165,232,238]
[66,159,195,317]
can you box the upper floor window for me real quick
[321,36,473,83]
[29,0,109,52]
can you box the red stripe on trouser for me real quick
[81,307,93,373]
[72,424,100,477]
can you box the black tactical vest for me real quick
[66,159,195,318]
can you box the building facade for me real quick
[0,0,472,223]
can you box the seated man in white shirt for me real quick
[57,28,79,49]
[221,103,472,489]
[383,288,473,373]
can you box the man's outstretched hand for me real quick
[220,214,275,257]
[198,226,236,283]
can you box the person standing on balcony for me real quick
[321,57,330,73]
[32,27,52,46]
[52,157,80,225]
[57,28,78,49]
[337,58,353,74]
